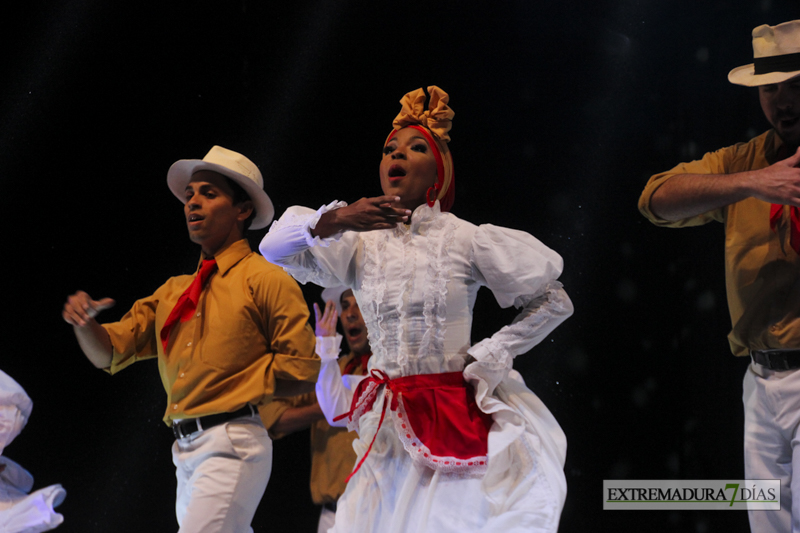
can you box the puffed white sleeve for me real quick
[464,224,573,394]
[258,202,359,288]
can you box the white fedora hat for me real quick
[729,20,800,87]
[167,145,275,229]
[321,285,349,315]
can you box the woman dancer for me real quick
[260,86,573,533]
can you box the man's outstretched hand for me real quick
[63,291,115,328]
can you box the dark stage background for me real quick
[2,1,797,531]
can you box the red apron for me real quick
[335,370,493,480]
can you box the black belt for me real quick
[750,349,800,371]
[172,404,256,440]
[322,501,337,513]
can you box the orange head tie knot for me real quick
[385,86,455,212]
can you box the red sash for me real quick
[335,370,493,481]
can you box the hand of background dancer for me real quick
[62,291,115,328]
[314,300,338,337]
[650,147,800,221]
[748,146,800,206]
[311,195,410,238]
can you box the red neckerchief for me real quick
[770,203,800,254]
[343,352,372,376]
[769,143,800,255]
[160,259,217,352]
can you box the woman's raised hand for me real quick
[311,196,411,238]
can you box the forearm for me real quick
[316,357,355,426]
[309,195,407,238]
[649,172,756,221]
[468,283,574,367]
[73,320,113,369]
[464,284,573,396]
[270,402,324,435]
[309,210,343,239]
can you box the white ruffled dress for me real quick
[259,201,573,533]
[0,371,66,533]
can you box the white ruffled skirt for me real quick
[330,370,567,533]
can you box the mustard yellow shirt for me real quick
[261,352,364,505]
[639,129,800,356]
[103,239,319,425]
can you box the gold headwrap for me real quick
[392,86,454,145]
[387,86,455,211]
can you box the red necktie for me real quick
[160,259,218,352]
[770,204,800,255]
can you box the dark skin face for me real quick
[339,289,370,355]
[184,170,254,257]
[379,127,438,212]
[760,76,800,152]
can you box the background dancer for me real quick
[639,20,800,532]
[261,286,371,533]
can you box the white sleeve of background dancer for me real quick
[315,335,360,427]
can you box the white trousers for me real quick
[318,506,335,533]
[743,362,800,533]
[172,416,272,533]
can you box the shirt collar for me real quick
[766,129,786,164]
[198,239,251,276]
[396,201,441,235]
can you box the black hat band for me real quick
[754,52,800,74]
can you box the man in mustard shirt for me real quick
[639,21,800,532]
[261,286,371,533]
[62,146,319,533]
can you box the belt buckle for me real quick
[173,419,201,440]
[172,422,183,440]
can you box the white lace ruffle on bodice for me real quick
[262,201,572,380]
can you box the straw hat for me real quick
[167,145,274,229]
[729,20,800,87]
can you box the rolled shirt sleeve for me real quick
[104,288,167,374]
[253,266,320,398]
[638,144,740,228]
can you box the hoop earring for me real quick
[426,185,439,207]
